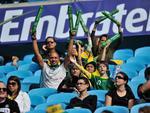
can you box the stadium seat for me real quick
[29,94,46,108]
[0,72,5,78]
[0,65,17,74]
[94,106,129,113]
[28,88,57,98]
[65,108,92,113]
[88,90,108,107]
[26,110,45,113]
[23,54,34,62]
[5,60,31,67]
[34,70,41,77]
[131,75,146,83]
[34,103,67,111]
[23,76,40,84]
[130,103,150,113]
[128,81,142,99]
[6,70,33,80]
[121,62,145,72]
[113,49,134,62]
[135,46,150,57]
[18,63,40,73]
[127,56,150,66]
[46,93,77,105]
[120,68,138,80]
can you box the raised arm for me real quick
[70,56,91,78]
[63,31,75,69]
[101,42,111,61]
[91,23,99,56]
[31,33,44,67]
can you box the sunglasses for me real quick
[0,88,7,92]
[115,76,124,80]
[46,41,54,44]
[8,82,17,86]
[76,82,86,86]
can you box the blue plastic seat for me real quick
[94,106,129,113]
[23,54,34,62]
[6,70,33,80]
[26,110,45,113]
[23,76,41,84]
[47,93,77,105]
[28,88,57,98]
[65,108,92,113]
[0,65,17,74]
[131,75,146,83]
[18,63,40,73]
[113,49,134,61]
[34,103,66,111]
[135,46,150,57]
[34,70,41,77]
[120,68,138,80]
[130,103,150,113]
[29,94,46,108]
[127,56,150,66]
[88,90,108,108]
[128,81,142,99]
[121,62,145,72]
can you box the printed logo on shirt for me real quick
[0,108,10,113]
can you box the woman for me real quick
[7,76,31,113]
[57,64,81,92]
[67,77,97,113]
[105,72,135,109]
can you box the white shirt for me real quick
[15,91,31,113]
[41,62,66,89]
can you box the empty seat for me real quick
[94,105,129,113]
[130,103,150,113]
[135,46,150,57]
[28,88,57,98]
[113,49,134,61]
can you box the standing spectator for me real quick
[0,81,20,113]
[7,76,31,113]
[91,23,123,62]
[31,32,72,89]
[66,77,97,113]
[138,67,150,102]
[105,72,135,109]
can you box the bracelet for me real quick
[31,36,37,40]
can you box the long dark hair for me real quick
[7,76,21,96]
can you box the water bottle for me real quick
[111,65,121,79]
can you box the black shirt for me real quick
[106,87,135,107]
[67,95,97,113]
[0,98,20,113]
[138,84,150,102]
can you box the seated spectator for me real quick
[0,81,20,113]
[139,106,150,113]
[138,67,150,102]
[105,72,135,109]
[66,77,97,113]
[7,76,31,113]
[57,64,81,92]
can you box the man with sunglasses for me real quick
[31,32,72,89]
[0,81,20,113]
